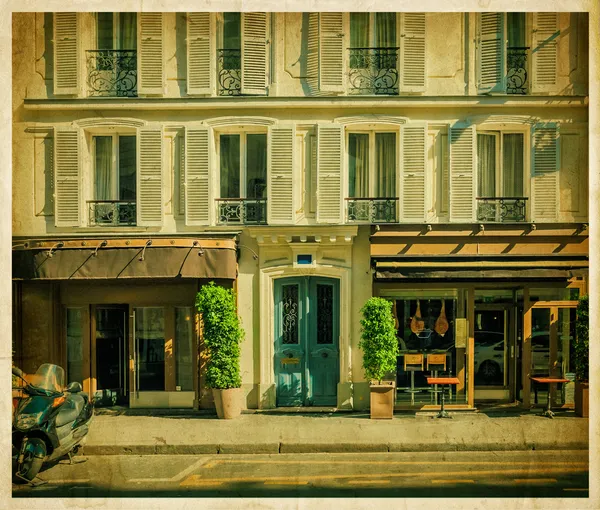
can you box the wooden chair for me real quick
[404,353,424,405]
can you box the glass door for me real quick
[95,306,128,406]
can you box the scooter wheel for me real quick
[17,438,46,481]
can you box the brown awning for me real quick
[375,267,588,280]
[13,238,237,280]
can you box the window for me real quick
[175,308,194,391]
[91,135,137,226]
[97,13,137,50]
[218,13,242,96]
[350,13,397,48]
[218,133,267,224]
[476,132,526,222]
[347,131,397,223]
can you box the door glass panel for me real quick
[135,307,165,391]
[374,133,396,198]
[246,134,267,199]
[175,307,194,391]
[119,13,137,49]
[502,133,524,196]
[222,13,241,50]
[350,13,370,48]
[94,136,113,200]
[316,284,334,344]
[282,285,299,345]
[220,134,240,198]
[531,308,550,375]
[474,310,506,386]
[348,133,369,198]
[66,308,84,386]
[97,13,114,50]
[96,307,127,405]
[118,135,136,200]
[477,133,496,196]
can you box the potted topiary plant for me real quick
[196,282,244,419]
[359,297,400,419]
[574,295,589,417]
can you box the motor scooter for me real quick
[12,363,94,484]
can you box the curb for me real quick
[83,441,589,456]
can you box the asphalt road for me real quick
[12,450,589,499]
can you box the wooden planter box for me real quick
[369,381,396,419]
[575,381,589,417]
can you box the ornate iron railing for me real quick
[348,47,399,96]
[476,197,528,222]
[506,47,529,95]
[216,198,267,225]
[88,200,137,226]
[346,197,399,223]
[86,50,137,97]
[217,49,242,96]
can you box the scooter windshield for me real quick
[27,364,65,394]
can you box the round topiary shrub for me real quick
[359,297,399,384]
[195,282,244,389]
[575,295,589,382]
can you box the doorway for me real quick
[274,277,340,407]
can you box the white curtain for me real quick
[94,136,113,200]
[477,134,496,197]
[220,134,240,198]
[350,13,369,48]
[246,134,267,198]
[502,133,524,196]
[349,133,369,197]
[375,133,396,197]
[119,13,137,50]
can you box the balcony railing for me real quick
[216,198,267,225]
[476,197,528,223]
[217,49,241,96]
[346,197,399,223]
[86,50,137,97]
[88,200,137,226]
[348,47,399,96]
[506,47,529,95]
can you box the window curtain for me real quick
[507,12,526,47]
[375,13,396,48]
[118,136,136,200]
[246,134,267,198]
[220,134,240,198]
[350,13,369,48]
[119,13,137,50]
[375,133,396,197]
[477,134,496,197]
[223,13,241,50]
[94,136,113,200]
[97,13,113,50]
[348,133,369,197]
[502,133,524,196]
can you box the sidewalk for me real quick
[83,408,589,455]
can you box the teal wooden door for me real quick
[274,277,339,407]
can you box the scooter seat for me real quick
[55,394,85,427]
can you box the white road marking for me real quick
[431,479,475,484]
[129,457,213,483]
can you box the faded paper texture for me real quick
[2,0,599,509]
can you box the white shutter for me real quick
[319,13,345,93]
[400,124,427,221]
[185,125,211,226]
[53,13,79,95]
[400,13,426,93]
[54,127,81,227]
[531,13,558,94]
[137,126,163,226]
[187,13,214,95]
[532,123,559,222]
[268,125,296,224]
[316,123,343,223]
[477,13,505,94]
[241,12,267,95]
[307,13,319,95]
[449,124,476,222]
[138,13,164,95]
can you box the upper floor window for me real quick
[217,133,267,224]
[90,135,137,226]
[476,131,526,222]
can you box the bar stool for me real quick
[426,353,447,404]
[404,353,424,405]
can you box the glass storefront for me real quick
[175,307,195,391]
[66,308,84,387]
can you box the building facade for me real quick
[12,12,589,411]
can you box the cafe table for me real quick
[529,376,570,418]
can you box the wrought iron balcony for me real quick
[216,198,267,225]
[86,50,137,97]
[476,197,528,223]
[88,200,137,226]
[348,47,399,96]
[346,197,399,223]
[506,47,529,95]
[218,49,241,96]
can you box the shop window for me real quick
[175,307,194,391]
[347,131,398,223]
[134,307,165,392]
[476,131,526,222]
[66,308,84,387]
[217,132,267,224]
[90,135,137,226]
[529,288,580,302]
